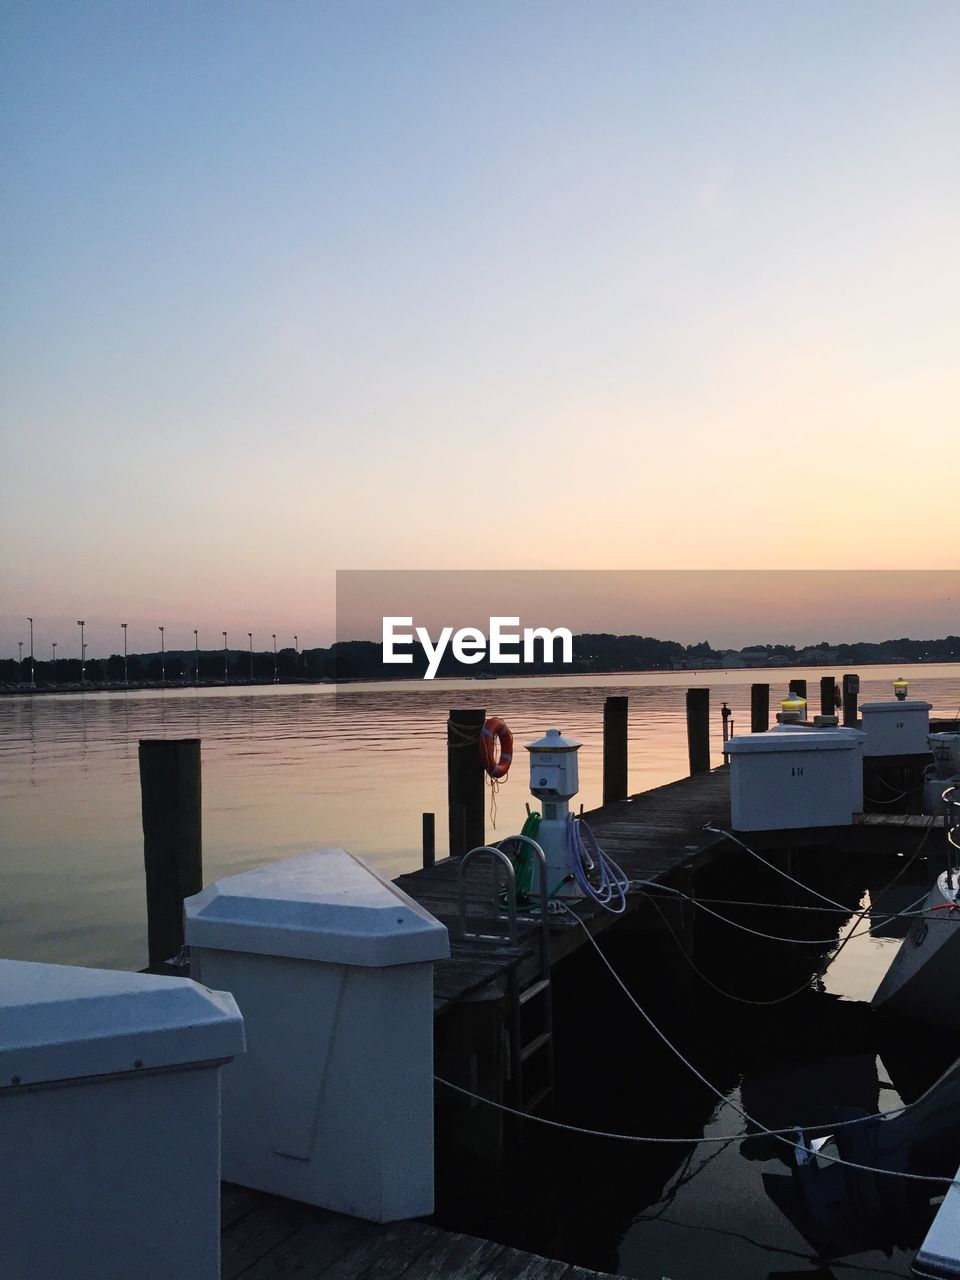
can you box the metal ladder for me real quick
[457,837,554,1112]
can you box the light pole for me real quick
[272,634,278,683]
[248,632,253,681]
[77,621,86,683]
[27,617,34,686]
[18,640,23,682]
[194,629,199,686]
[121,623,128,686]
[52,641,57,683]
[159,625,165,684]
[294,633,299,675]
[222,631,228,683]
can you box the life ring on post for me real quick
[480,716,513,780]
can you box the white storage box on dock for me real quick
[859,700,932,757]
[184,848,450,1222]
[0,960,244,1280]
[723,729,865,830]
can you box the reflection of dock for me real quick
[221,1184,624,1280]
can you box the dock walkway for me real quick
[393,767,731,1014]
[222,1185,625,1280]
[394,765,944,1015]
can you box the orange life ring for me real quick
[480,716,513,780]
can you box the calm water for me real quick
[3,663,960,1280]
[1,663,958,970]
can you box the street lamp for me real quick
[77,621,86,684]
[121,623,128,686]
[159,625,165,684]
[248,632,253,681]
[222,631,228,683]
[27,617,34,686]
[18,640,23,682]
[52,641,57,682]
[272,634,278,683]
[194,628,199,686]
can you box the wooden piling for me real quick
[448,707,485,855]
[450,803,467,859]
[789,677,808,708]
[602,695,629,804]
[843,673,859,728]
[750,683,770,733]
[139,738,202,971]
[820,675,836,718]
[422,812,436,869]
[686,688,710,775]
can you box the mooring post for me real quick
[602,695,629,804]
[820,675,836,718]
[842,673,859,728]
[450,803,467,858]
[750,683,770,733]
[448,708,485,856]
[789,678,808,713]
[422,812,436,869]
[686,688,710,775]
[139,738,202,971]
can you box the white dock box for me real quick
[859,699,932,757]
[0,960,244,1280]
[723,729,865,830]
[184,848,450,1222]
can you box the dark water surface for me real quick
[2,664,959,1280]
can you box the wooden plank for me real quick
[221,1192,314,1279]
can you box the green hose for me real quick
[510,812,541,900]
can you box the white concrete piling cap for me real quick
[0,960,245,1089]
[184,848,450,966]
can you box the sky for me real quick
[2,1,958,657]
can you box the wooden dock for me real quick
[394,764,945,1017]
[221,1185,625,1280]
[394,767,732,1014]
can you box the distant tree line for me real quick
[1,633,957,687]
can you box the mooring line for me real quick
[561,904,960,1185]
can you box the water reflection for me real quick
[1,664,958,971]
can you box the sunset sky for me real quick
[2,2,958,657]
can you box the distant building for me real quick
[721,651,746,668]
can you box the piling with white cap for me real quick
[0,960,244,1280]
[185,847,449,1222]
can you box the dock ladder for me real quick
[457,838,554,1113]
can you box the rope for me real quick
[631,879,932,947]
[487,775,500,830]
[561,905,960,1185]
[705,819,936,913]
[635,819,936,1004]
[434,1076,907,1145]
[447,721,482,748]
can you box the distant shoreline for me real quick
[3,658,959,698]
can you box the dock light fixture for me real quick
[248,632,253,681]
[77,621,86,683]
[223,631,228,683]
[194,629,199,686]
[894,676,909,702]
[159,626,165,684]
[779,690,807,723]
[27,616,34,686]
[121,623,128,686]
